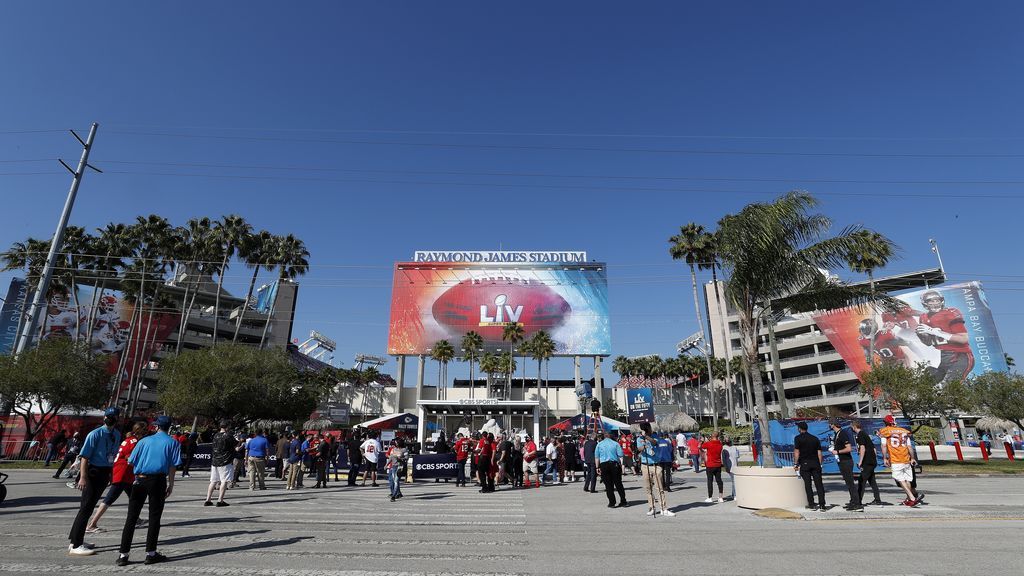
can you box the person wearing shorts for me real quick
[85,421,148,533]
[879,415,924,507]
[205,421,237,507]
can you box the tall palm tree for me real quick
[233,230,275,343]
[846,229,896,365]
[669,223,719,428]
[2,237,50,348]
[83,223,131,348]
[173,218,218,354]
[460,331,484,399]
[430,339,455,400]
[714,191,896,466]
[259,234,310,349]
[501,322,525,399]
[526,330,556,426]
[479,352,500,398]
[702,230,736,423]
[211,215,253,345]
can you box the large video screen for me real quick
[387,263,610,356]
[813,281,1008,386]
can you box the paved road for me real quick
[1,468,1022,575]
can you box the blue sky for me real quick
[2,1,1023,381]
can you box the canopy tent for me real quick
[548,413,630,433]
[357,412,419,431]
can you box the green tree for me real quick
[211,215,253,345]
[964,371,1024,431]
[233,230,275,343]
[602,398,625,421]
[460,331,484,398]
[846,229,897,365]
[714,191,897,465]
[861,362,968,433]
[430,339,455,399]
[501,322,525,397]
[526,330,556,426]
[259,234,310,349]
[1005,353,1016,369]
[158,343,331,423]
[669,223,718,426]
[0,339,110,445]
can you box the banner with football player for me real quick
[387,262,610,356]
[813,281,1008,385]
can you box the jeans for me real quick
[388,466,402,498]
[456,458,467,486]
[583,462,597,492]
[69,465,111,547]
[348,461,361,486]
[690,455,700,473]
[44,444,57,466]
[544,460,558,484]
[54,453,76,478]
[118,474,167,554]
[728,471,736,499]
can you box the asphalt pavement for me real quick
[1,467,1022,575]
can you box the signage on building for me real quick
[626,388,655,424]
[412,251,587,263]
[458,398,499,406]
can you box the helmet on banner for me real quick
[858,318,877,338]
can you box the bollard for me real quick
[929,441,938,463]
[953,442,964,461]
[1006,442,1016,461]
[751,443,758,462]
[981,442,989,461]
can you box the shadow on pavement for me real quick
[164,515,260,527]
[167,536,313,561]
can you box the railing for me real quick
[780,367,852,384]
[0,438,61,462]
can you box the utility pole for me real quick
[14,123,101,355]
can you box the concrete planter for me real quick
[733,466,806,510]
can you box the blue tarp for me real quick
[753,417,912,474]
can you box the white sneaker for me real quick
[704,497,714,503]
[661,509,676,517]
[68,544,96,556]
[717,497,725,503]
[646,508,656,516]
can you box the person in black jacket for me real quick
[830,419,863,511]
[205,421,236,507]
[793,421,827,511]
[346,431,363,487]
[582,433,598,493]
[851,419,883,505]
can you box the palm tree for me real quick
[233,230,275,343]
[460,331,484,399]
[501,322,525,399]
[479,352,500,398]
[702,230,736,423]
[259,234,310,349]
[846,230,897,365]
[2,237,50,348]
[211,215,253,345]
[430,339,455,400]
[669,223,719,428]
[84,223,131,348]
[714,191,896,466]
[526,330,556,427]
[173,217,218,354]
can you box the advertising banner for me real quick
[410,452,460,480]
[0,277,28,355]
[753,417,911,473]
[813,281,1008,385]
[388,262,610,355]
[626,388,655,424]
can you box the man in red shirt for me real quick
[619,433,635,475]
[523,435,540,487]
[915,291,974,386]
[85,422,148,533]
[687,435,702,473]
[701,430,725,503]
[453,433,471,487]
[476,433,494,493]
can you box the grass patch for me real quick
[0,461,53,470]
[921,459,1024,475]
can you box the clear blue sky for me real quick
[2,1,1022,381]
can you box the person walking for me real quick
[687,434,701,473]
[879,415,924,507]
[115,415,182,566]
[637,423,672,517]
[595,432,627,508]
[829,419,863,512]
[246,430,270,491]
[675,430,687,460]
[53,431,82,479]
[511,435,524,488]
[346,431,362,487]
[44,429,67,467]
[543,437,559,485]
[523,435,540,488]
[385,438,408,501]
[179,430,196,478]
[275,432,289,479]
[702,430,726,503]
[86,421,149,532]
[360,431,382,487]
[582,433,598,493]
[793,421,827,511]
[230,432,246,488]
[66,408,122,556]
[850,419,883,506]
[287,433,304,490]
[205,421,236,506]
[722,438,740,500]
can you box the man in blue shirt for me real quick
[594,431,627,508]
[68,407,122,556]
[656,432,675,491]
[246,430,270,491]
[116,415,182,566]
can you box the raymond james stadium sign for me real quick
[412,251,587,263]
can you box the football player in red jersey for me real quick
[915,291,974,385]
[858,318,908,367]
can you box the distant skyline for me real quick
[2,1,1023,382]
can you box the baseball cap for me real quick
[883,415,896,425]
[155,415,172,427]
[104,407,120,418]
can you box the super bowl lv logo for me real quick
[479,294,523,327]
